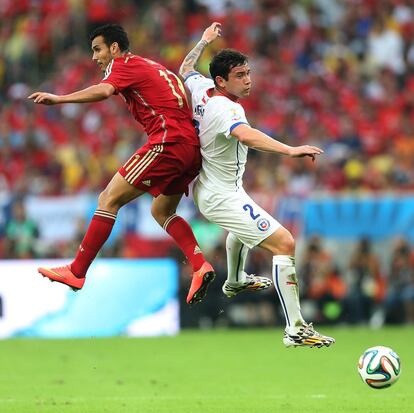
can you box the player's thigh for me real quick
[99,172,145,209]
[201,191,281,249]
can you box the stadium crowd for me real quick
[2,0,414,326]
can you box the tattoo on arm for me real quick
[179,40,209,77]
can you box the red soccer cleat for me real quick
[186,261,216,305]
[37,265,85,291]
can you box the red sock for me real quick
[163,214,205,272]
[70,210,116,278]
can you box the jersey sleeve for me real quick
[101,59,135,94]
[220,102,249,139]
[184,71,214,95]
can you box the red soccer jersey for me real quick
[101,53,198,146]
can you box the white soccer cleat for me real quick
[222,273,272,298]
[283,322,335,348]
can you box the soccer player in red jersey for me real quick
[28,24,215,305]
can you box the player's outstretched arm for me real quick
[231,124,323,161]
[28,83,115,105]
[179,22,222,78]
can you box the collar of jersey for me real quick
[208,87,239,102]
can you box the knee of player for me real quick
[278,228,295,254]
[150,203,170,223]
[285,232,296,252]
[98,189,119,210]
[150,204,160,220]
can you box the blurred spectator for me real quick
[384,239,414,324]
[3,198,39,258]
[299,236,346,324]
[343,238,385,324]
[366,13,405,75]
[1,0,414,197]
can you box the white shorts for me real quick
[193,183,281,249]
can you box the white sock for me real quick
[226,233,248,284]
[272,255,305,332]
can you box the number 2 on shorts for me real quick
[243,204,261,220]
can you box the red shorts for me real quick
[119,142,201,197]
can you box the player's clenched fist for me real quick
[28,92,61,105]
[201,22,222,44]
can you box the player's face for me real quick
[91,36,115,72]
[221,64,251,98]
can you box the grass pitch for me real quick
[0,327,412,413]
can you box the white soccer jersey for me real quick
[184,72,249,194]
[184,72,281,248]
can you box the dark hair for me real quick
[209,49,248,85]
[89,24,130,52]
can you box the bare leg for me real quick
[98,172,145,213]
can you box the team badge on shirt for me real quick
[257,218,270,232]
[230,108,242,122]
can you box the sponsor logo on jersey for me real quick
[142,180,151,187]
[194,245,202,255]
[257,218,270,232]
[194,104,205,116]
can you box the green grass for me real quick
[0,327,412,413]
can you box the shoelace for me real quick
[245,274,270,283]
[299,322,322,338]
[245,274,256,282]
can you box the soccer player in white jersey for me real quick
[179,23,335,348]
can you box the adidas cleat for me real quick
[222,274,272,298]
[283,322,335,348]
